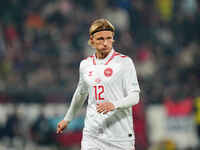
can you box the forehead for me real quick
[93,31,113,38]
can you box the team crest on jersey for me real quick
[104,67,113,77]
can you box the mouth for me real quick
[102,48,107,50]
[101,47,109,51]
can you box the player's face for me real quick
[91,31,114,54]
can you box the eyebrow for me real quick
[96,36,112,40]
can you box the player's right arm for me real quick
[57,61,88,134]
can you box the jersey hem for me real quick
[83,130,135,142]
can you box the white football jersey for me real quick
[78,49,140,143]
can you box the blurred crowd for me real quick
[0,0,200,104]
[0,0,200,150]
[0,0,199,104]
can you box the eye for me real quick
[106,37,112,40]
[97,37,104,41]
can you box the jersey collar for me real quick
[92,49,119,65]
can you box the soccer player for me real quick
[57,18,140,150]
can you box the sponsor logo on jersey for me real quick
[104,67,113,77]
[88,71,93,76]
[95,78,101,83]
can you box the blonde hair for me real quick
[88,18,115,46]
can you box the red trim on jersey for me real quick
[120,55,128,58]
[105,51,120,65]
[89,51,127,65]
[92,56,96,65]
[83,55,96,65]
[84,56,93,60]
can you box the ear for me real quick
[112,32,115,42]
[90,35,94,45]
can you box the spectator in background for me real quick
[102,1,130,32]
[30,105,54,146]
[136,43,157,79]
[0,124,5,140]
[133,101,148,150]
[4,104,21,147]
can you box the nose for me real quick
[103,39,108,45]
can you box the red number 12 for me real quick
[93,85,104,100]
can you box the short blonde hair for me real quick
[88,18,115,46]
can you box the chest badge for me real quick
[104,67,113,77]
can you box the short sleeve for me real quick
[123,58,140,94]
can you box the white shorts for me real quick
[81,134,134,150]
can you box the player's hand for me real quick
[96,102,115,114]
[56,120,69,134]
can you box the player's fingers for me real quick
[97,104,104,109]
[57,124,64,134]
[97,107,104,113]
[97,103,112,113]
[103,109,109,114]
[97,105,105,113]
[57,124,62,130]
[105,106,111,113]
[56,127,61,134]
[109,104,114,111]
[57,124,61,128]
[57,127,64,134]
[96,104,102,109]
[107,103,114,111]
[105,104,110,110]
[57,124,61,129]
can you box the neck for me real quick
[96,49,112,59]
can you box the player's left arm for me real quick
[96,57,140,114]
[113,57,140,109]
